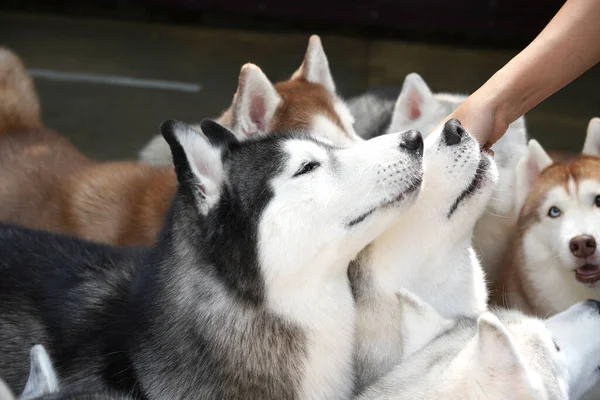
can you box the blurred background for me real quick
[0,0,598,159]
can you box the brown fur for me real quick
[492,156,600,314]
[0,48,346,246]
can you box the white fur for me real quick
[172,125,224,215]
[515,139,553,211]
[291,35,336,93]
[257,132,423,400]
[387,72,528,285]
[353,121,497,389]
[229,64,282,138]
[20,345,59,400]
[360,300,600,400]
[583,117,600,157]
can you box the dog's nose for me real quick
[585,299,600,314]
[442,118,466,146]
[569,235,597,258]
[399,130,423,154]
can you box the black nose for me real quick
[442,118,466,146]
[569,235,597,258]
[399,130,423,154]
[585,299,600,314]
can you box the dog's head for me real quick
[415,118,497,234]
[162,120,424,301]
[465,304,600,400]
[388,73,525,216]
[224,35,360,147]
[517,118,600,285]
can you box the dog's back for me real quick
[0,224,139,395]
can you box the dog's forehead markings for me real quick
[284,139,328,160]
[272,79,350,137]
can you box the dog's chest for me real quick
[296,287,355,400]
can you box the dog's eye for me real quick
[293,161,320,178]
[553,339,560,352]
[595,195,600,208]
[547,206,562,218]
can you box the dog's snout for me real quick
[585,299,600,314]
[442,118,466,146]
[399,130,423,154]
[569,235,597,258]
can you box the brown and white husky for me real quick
[0,36,359,246]
[494,118,600,317]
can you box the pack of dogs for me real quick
[0,35,598,399]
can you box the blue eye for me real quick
[548,206,562,218]
[293,161,320,177]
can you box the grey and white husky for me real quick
[0,120,424,399]
[348,73,528,286]
[359,295,600,400]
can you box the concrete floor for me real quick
[1,11,598,159]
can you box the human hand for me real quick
[441,94,509,148]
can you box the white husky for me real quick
[359,297,600,400]
[351,118,497,389]
[349,73,527,286]
[495,118,600,317]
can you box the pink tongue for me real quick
[577,265,600,276]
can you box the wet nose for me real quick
[569,235,597,258]
[442,118,466,146]
[399,130,423,154]
[585,299,600,314]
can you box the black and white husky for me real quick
[0,120,424,399]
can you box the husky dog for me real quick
[139,35,360,165]
[350,118,497,389]
[494,118,600,317]
[0,119,424,399]
[348,73,528,285]
[359,298,600,400]
[0,39,359,247]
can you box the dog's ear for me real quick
[20,345,59,400]
[474,313,525,375]
[0,378,15,400]
[389,73,435,131]
[162,119,236,215]
[515,139,553,212]
[582,117,600,157]
[292,35,336,93]
[396,289,453,359]
[230,63,282,139]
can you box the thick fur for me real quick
[0,120,424,400]
[348,73,527,286]
[495,118,600,317]
[0,39,359,247]
[350,119,497,390]
[359,298,600,400]
[139,35,360,165]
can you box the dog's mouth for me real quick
[575,264,600,284]
[346,177,422,228]
[446,155,490,218]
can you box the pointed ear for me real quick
[582,117,600,157]
[475,313,524,375]
[389,73,435,130]
[396,289,453,358]
[292,35,336,93]
[231,63,282,139]
[0,378,15,400]
[20,345,59,400]
[161,119,234,215]
[515,139,553,212]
